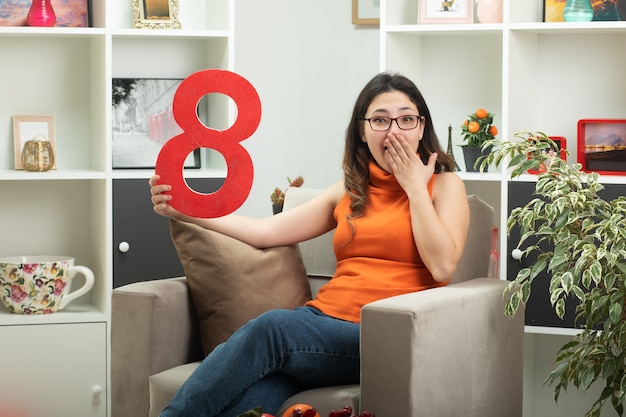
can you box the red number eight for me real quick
[155,69,261,218]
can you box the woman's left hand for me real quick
[383,134,437,194]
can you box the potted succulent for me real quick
[271,176,304,214]
[480,132,626,417]
[460,108,498,172]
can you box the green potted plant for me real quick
[270,176,304,214]
[460,108,498,172]
[480,132,626,417]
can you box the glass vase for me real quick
[27,0,56,27]
[21,139,55,172]
[563,0,594,22]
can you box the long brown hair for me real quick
[342,72,455,220]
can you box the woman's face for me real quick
[362,90,424,173]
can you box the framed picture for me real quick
[352,0,379,25]
[112,78,200,169]
[0,0,91,27]
[132,0,181,29]
[577,119,626,175]
[543,0,566,21]
[544,0,626,21]
[13,115,56,170]
[527,136,567,174]
[418,0,473,24]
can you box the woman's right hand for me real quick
[149,175,182,219]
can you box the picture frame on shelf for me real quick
[13,115,56,170]
[0,0,91,27]
[590,0,626,20]
[544,0,626,21]
[112,78,200,170]
[352,0,379,25]
[577,119,626,175]
[527,136,567,174]
[543,0,566,21]
[132,0,181,29]
[418,0,473,24]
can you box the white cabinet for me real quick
[380,1,625,416]
[0,322,106,417]
[0,2,233,415]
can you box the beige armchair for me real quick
[112,189,524,417]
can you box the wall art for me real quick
[544,0,626,21]
[13,115,56,170]
[0,0,91,27]
[112,78,200,169]
[132,0,181,29]
[352,0,379,25]
[577,119,626,175]
[418,0,473,24]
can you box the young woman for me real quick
[149,72,470,417]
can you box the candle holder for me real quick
[21,137,55,172]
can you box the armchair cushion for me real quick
[169,218,312,356]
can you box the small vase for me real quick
[272,204,283,215]
[476,0,503,23]
[27,0,56,27]
[21,139,55,172]
[563,0,594,22]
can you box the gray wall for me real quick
[234,0,379,217]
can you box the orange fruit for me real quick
[475,108,488,118]
[282,404,320,417]
[468,121,480,133]
[489,125,498,136]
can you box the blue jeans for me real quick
[160,306,361,417]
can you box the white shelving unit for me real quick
[380,1,625,416]
[0,1,233,416]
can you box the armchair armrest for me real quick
[360,278,524,417]
[112,277,203,417]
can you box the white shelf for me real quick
[0,2,234,416]
[384,23,503,34]
[0,169,106,181]
[0,26,105,36]
[380,0,626,338]
[110,28,230,39]
[0,304,106,326]
[110,168,227,180]
[510,21,626,33]
[525,325,582,336]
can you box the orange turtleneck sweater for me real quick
[305,161,446,323]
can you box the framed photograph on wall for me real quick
[13,115,56,170]
[418,0,473,24]
[577,119,626,175]
[527,136,567,174]
[132,0,181,29]
[112,78,200,169]
[352,0,380,25]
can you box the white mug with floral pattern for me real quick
[0,256,94,314]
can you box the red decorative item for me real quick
[27,0,56,26]
[155,69,262,218]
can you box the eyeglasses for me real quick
[363,115,425,131]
